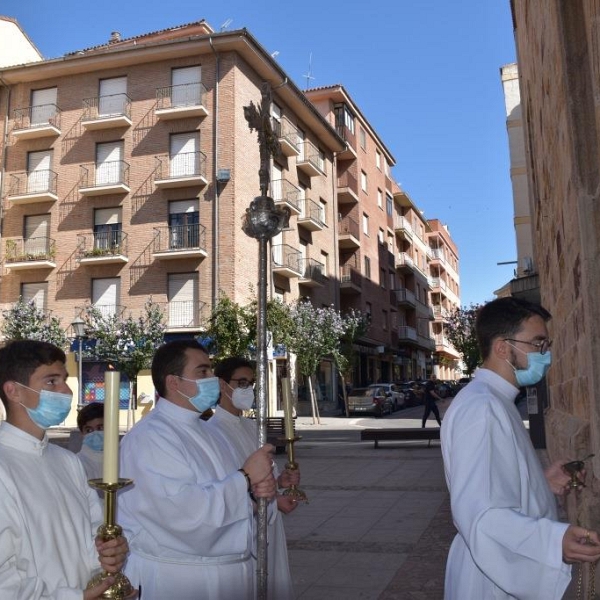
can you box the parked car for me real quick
[398,381,424,407]
[348,386,394,417]
[369,383,405,411]
[458,377,472,389]
[436,381,458,399]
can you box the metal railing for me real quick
[270,178,301,212]
[337,170,358,193]
[298,140,325,174]
[271,116,299,153]
[271,244,301,272]
[78,231,128,258]
[340,265,362,288]
[396,252,415,269]
[299,257,326,283]
[153,223,207,253]
[13,104,61,131]
[156,82,208,110]
[397,326,418,341]
[155,151,207,181]
[338,215,359,238]
[299,198,325,224]
[156,300,207,328]
[82,94,132,120]
[9,170,58,196]
[391,288,416,305]
[80,160,130,188]
[394,216,413,235]
[5,236,55,262]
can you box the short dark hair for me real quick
[151,339,209,398]
[476,297,551,360]
[214,357,254,383]
[77,402,104,432]
[0,340,66,413]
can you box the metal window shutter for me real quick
[27,150,52,193]
[96,142,123,184]
[25,215,49,238]
[172,66,201,86]
[168,273,197,302]
[94,207,122,225]
[169,200,198,214]
[170,133,197,177]
[93,278,119,306]
[30,88,57,125]
[21,282,47,309]
[99,77,127,116]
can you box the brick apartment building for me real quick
[0,18,461,416]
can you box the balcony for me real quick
[298,258,326,287]
[272,116,300,157]
[431,277,448,294]
[397,325,418,342]
[297,140,326,177]
[152,224,208,260]
[155,82,208,120]
[297,198,325,232]
[429,248,446,267]
[391,288,416,308]
[271,178,301,215]
[77,231,128,265]
[12,105,61,140]
[337,170,359,205]
[394,216,414,242]
[8,170,58,205]
[272,244,302,278]
[418,334,436,350]
[82,94,132,130]
[338,216,360,249]
[154,151,208,189]
[340,265,362,294]
[395,252,416,273]
[79,161,130,196]
[335,123,357,160]
[156,300,207,330]
[82,304,127,320]
[433,305,449,321]
[4,237,56,270]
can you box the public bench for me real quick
[360,427,441,448]
[249,416,295,454]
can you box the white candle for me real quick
[282,378,294,440]
[103,370,120,483]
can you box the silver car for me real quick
[348,386,394,417]
[369,383,405,411]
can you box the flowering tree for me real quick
[444,304,482,376]
[80,299,166,419]
[0,298,69,349]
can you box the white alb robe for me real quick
[206,405,295,600]
[77,443,103,481]
[118,399,256,600]
[0,422,103,599]
[441,368,571,599]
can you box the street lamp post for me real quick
[71,317,86,410]
[243,82,290,600]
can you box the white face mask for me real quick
[231,386,255,410]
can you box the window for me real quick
[321,250,329,276]
[362,213,369,235]
[377,189,383,209]
[378,228,384,244]
[24,214,50,257]
[387,233,394,252]
[359,127,366,150]
[274,287,285,302]
[297,128,306,161]
[30,87,57,125]
[361,170,368,192]
[334,104,355,134]
[170,132,199,178]
[98,77,127,116]
[383,310,388,331]
[27,150,52,193]
[386,193,393,216]
[271,102,282,122]
[94,207,122,251]
[366,302,372,320]
[319,198,327,224]
[364,256,371,278]
[380,267,386,288]
[376,150,381,170]
[384,159,390,176]
[169,200,200,249]
[171,66,202,107]
[96,141,123,185]
[389,271,396,289]
[21,282,47,311]
[168,272,199,327]
[92,278,120,318]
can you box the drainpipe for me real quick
[0,76,11,243]
[209,37,220,310]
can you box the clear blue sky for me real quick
[3,0,517,306]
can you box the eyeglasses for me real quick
[503,338,553,355]
[230,378,255,389]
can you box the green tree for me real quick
[80,299,166,419]
[0,298,69,349]
[444,304,482,376]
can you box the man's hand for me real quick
[95,535,129,573]
[278,467,300,489]
[251,474,277,501]
[544,460,576,495]
[243,444,276,485]
[84,579,138,600]
[562,525,600,564]
[277,494,299,514]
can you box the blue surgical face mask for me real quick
[177,376,221,413]
[82,430,104,452]
[16,382,72,429]
[507,347,552,387]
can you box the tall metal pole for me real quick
[78,336,84,409]
[243,82,290,600]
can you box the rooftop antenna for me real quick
[303,52,315,89]
[271,50,280,59]
[220,18,233,32]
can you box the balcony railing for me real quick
[79,161,130,195]
[337,170,359,205]
[82,94,132,129]
[396,252,415,271]
[397,326,418,342]
[391,288,417,307]
[13,104,61,139]
[271,178,301,215]
[8,170,58,204]
[394,216,414,240]
[431,277,448,293]
[297,140,325,177]
[152,224,208,259]
[4,236,56,269]
[271,116,300,157]
[155,82,208,119]
[340,265,362,292]
[298,198,325,231]
[298,257,326,287]
[271,244,302,277]
[78,231,128,264]
[335,122,357,159]
[338,216,360,248]
[157,300,207,329]
[430,248,446,263]
[154,151,208,188]
[85,304,127,320]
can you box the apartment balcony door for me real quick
[169,200,199,249]
[24,214,49,255]
[170,132,198,178]
[27,150,52,193]
[30,88,57,125]
[172,66,201,107]
[92,278,120,318]
[96,141,123,186]
[94,207,122,250]
[168,272,198,327]
[98,77,127,116]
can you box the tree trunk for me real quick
[127,378,137,431]
[307,375,321,425]
[340,374,350,417]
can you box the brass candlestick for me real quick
[87,478,134,599]
[281,435,308,503]
[564,454,595,490]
